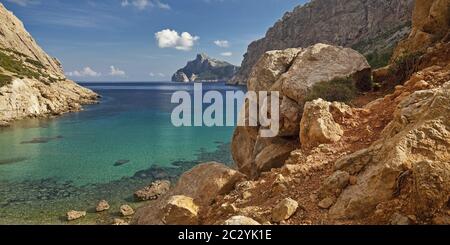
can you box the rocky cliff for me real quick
[393,0,449,60]
[172,53,239,82]
[0,3,97,126]
[133,0,450,225]
[229,0,414,85]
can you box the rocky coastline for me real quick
[132,0,450,225]
[0,3,98,127]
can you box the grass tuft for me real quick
[305,77,358,103]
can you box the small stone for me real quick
[113,218,128,225]
[224,216,261,225]
[318,197,335,209]
[242,191,252,200]
[120,205,135,217]
[349,176,358,185]
[67,210,86,221]
[96,200,110,212]
[432,216,450,225]
[390,212,411,225]
[220,203,238,213]
[272,183,288,195]
[407,215,417,222]
[272,198,299,222]
[309,194,318,202]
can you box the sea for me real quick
[0,82,245,224]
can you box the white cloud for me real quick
[109,66,126,76]
[155,29,199,51]
[158,73,165,77]
[6,0,38,6]
[66,67,101,77]
[214,40,229,48]
[121,0,170,10]
[220,52,233,57]
[149,72,155,77]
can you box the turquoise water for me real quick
[0,82,244,224]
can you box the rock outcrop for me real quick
[329,82,450,219]
[172,53,239,82]
[229,0,414,85]
[232,43,370,178]
[393,0,450,60]
[0,3,97,126]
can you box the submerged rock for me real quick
[114,160,130,167]
[134,180,171,201]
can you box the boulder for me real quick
[132,162,245,224]
[253,136,298,177]
[329,83,450,219]
[162,195,199,225]
[134,180,171,201]
[247,48,303,92]
[223,216,261,225]
[173,162,245,206]
[278,96,303,136]
[120,205,135,217]
[300,99,344,149]
[95,200,110,212]
[67,210,86,221]
[277,43,370,106]
[272,198,299,222]
[231,126,258,176]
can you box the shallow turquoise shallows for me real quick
[0,82,244,224]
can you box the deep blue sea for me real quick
[0,82,245,224]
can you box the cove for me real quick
[0,82,245,224]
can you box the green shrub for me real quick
[25,58,45,69]
[305,77,358,103]
[388,51,423,87]
[365,47,394,69]
[0,50,41,79]
[0,73,13,87]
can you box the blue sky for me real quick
[1,0,307,81]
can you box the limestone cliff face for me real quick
[0,3,97,126]
[172,53,239,82]
[392,0,450,60]
[229,0,414,85]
